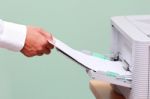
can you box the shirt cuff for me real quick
[0,21,27,51]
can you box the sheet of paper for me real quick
[49,37,131,76]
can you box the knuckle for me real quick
[25,51,37,57]
[45,49,51,54]
[25,54,32,57]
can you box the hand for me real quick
[21,26,54,57]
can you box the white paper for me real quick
[49,37,131,76]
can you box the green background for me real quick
[0,0,149,99]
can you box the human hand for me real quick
[21,26,54,57]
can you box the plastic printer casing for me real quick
[88,15,150,99]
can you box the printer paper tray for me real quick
[87,70,131,88]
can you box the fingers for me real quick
[36,29,54,55]
[44,48,51,54]
[36,49,51,56]
[37,53,43,56]
[42,41,53,55]
[35,42,52,56]
[35,34,53,56]
[45,41,54,49]
[38,28,54,49]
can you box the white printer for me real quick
[88,15,150,99]
[49,15,150,99]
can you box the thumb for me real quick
[40,30,53,41]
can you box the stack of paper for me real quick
[48,37,131,77]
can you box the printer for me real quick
[88,15,150,99]
[49,15,150,99]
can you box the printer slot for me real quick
[87,54,132,88]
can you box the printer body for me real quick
[88,16,150,99]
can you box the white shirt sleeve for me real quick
[0,19,27,51]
